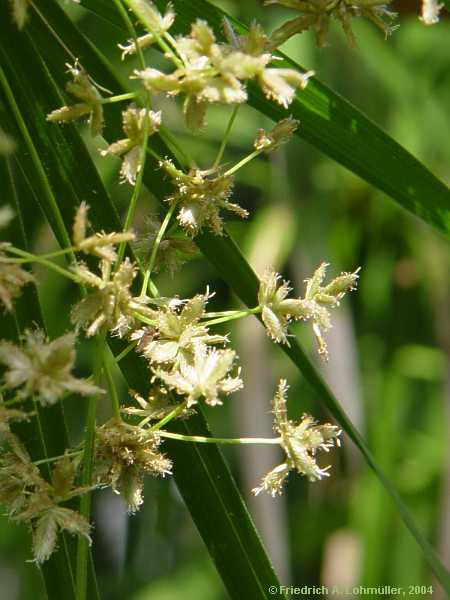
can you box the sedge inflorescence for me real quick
[0,0,373,566]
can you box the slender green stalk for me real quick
[3,246,76,264]
[205,307,261,327]
[6,247,81,283]
[114,341,138,363]
[213,105,240,169]
[164,31,186,66]
[98,91,140,105]
[158,431,282,445]
[76,335,104,600]
[150,401,188,432]
[33,450,83,466]
[202,308,259,319]
[224,149,263,177]
[140,202,178,296]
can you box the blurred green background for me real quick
[0,1,449,599]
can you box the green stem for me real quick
[3,245,76,263]
[150,401,188,432]
[114,341,138,363]
[202,308,258,319]
[132,312,157,326]
[163,31,186,67]
[98,91,140,105]
[76,335,103,600]
[158,431,282,445]
[224,149,263,177]
[205,307,261,327]
[6,247,81,283]
[140,202,178,296]
[33,450,83,466]
[213,105,240,169]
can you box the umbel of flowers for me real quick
[0,0,367,566]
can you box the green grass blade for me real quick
[0,6,284,598]
[78,0,450,239]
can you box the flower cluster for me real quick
[0,439,91,563]
[253,380,341,496]
[258,263,360,358]
[70,204,154,337]
[163,165,248,236]
[0,329,101,405]
[94,418,172,513]
[265,0,397,47]
[135,19,313,129]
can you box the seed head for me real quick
[95,418,172,513]
[252,379,341,496]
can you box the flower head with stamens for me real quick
[154,342,243,407]
[101,105,161,184]
[0,330,101,405]
[137,291,228,365]
[257,264,360,358]
[71,258,155,337]
[298,262,360,359]
[258,270,306,344]
[95,418,172,513]
[119,1,176,58]
[252,379,341,496]
[164,165,247,236]
[47,62,104,137]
